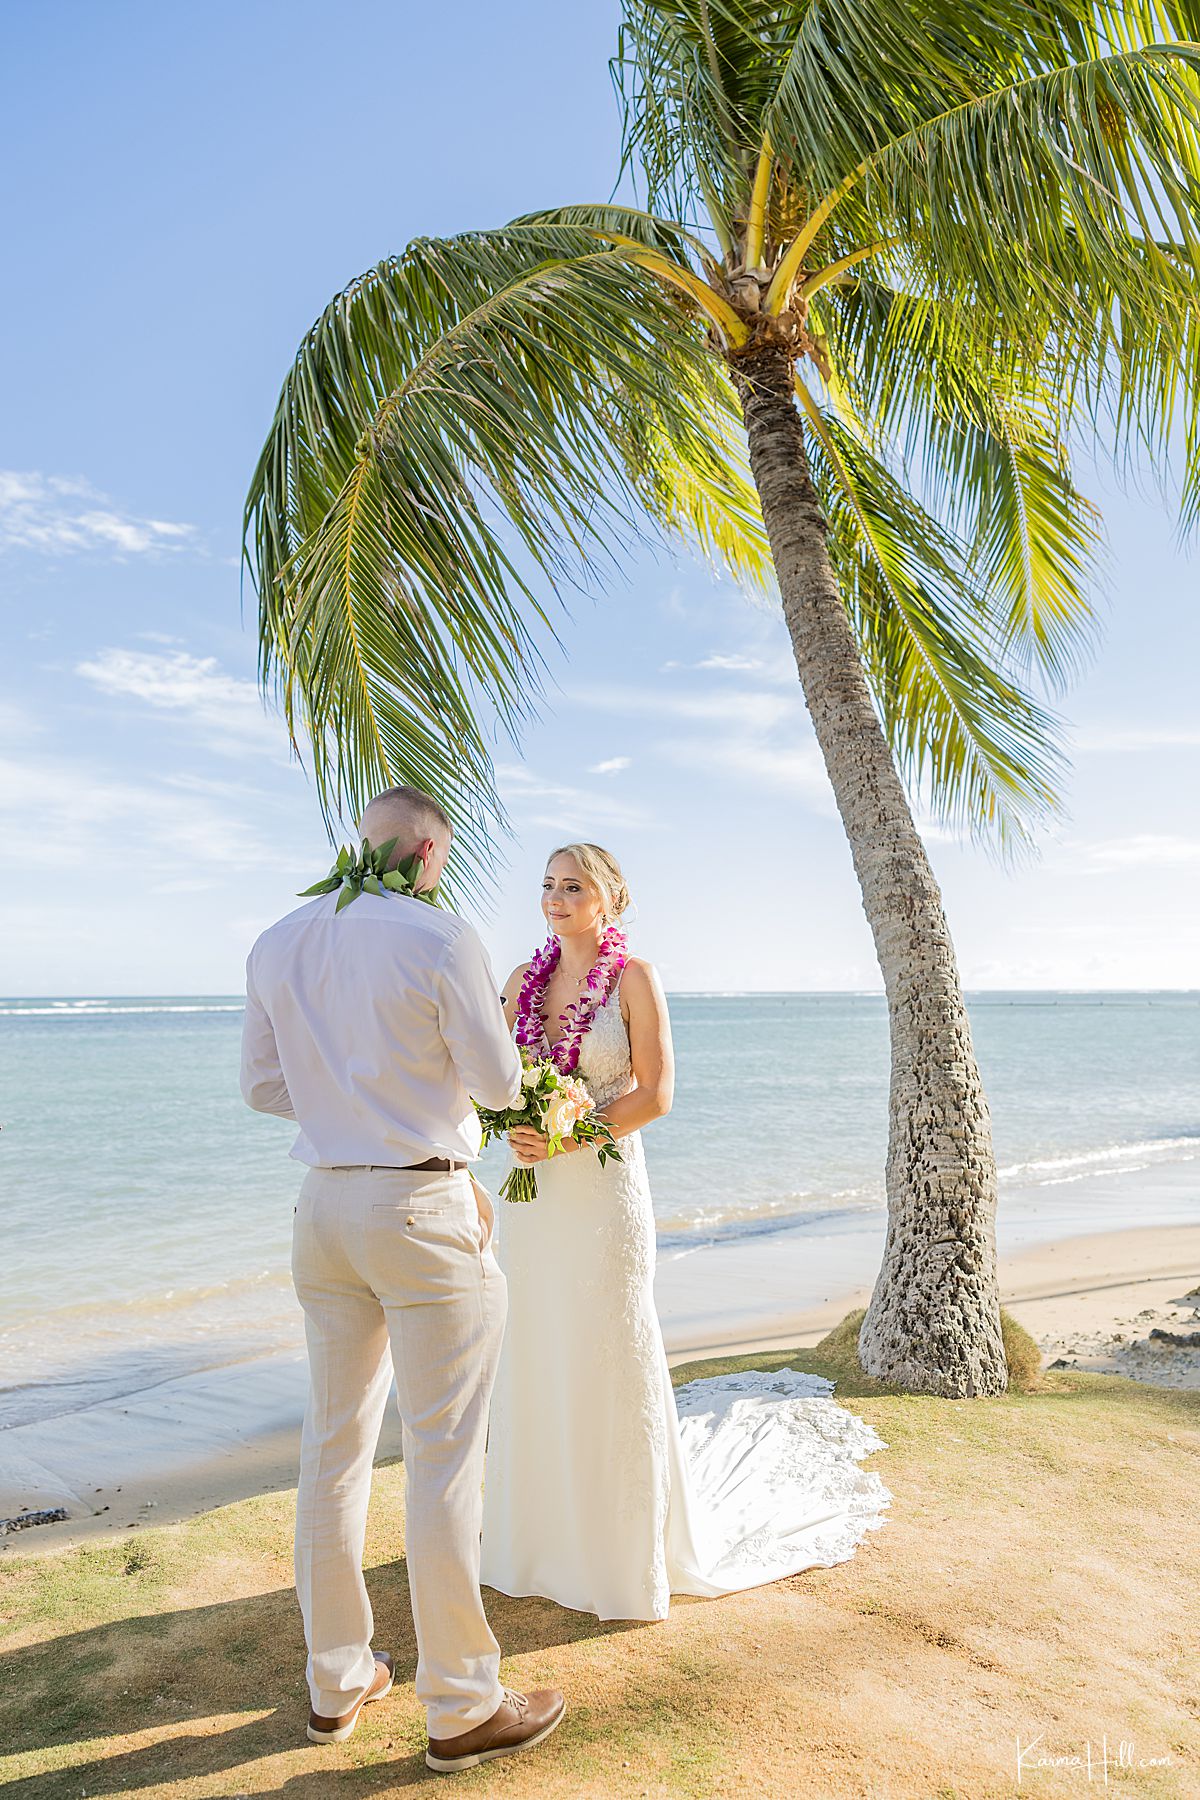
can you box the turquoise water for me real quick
[1,992,1196,1422]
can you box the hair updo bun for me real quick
[545,842,631,922]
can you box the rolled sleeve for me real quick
[435,926,523,1111]
[239,957,296,1119]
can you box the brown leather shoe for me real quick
[307,1651,394,1743]
[425,1686,565,1772]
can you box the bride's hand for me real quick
[507,1125,548,1165]
[507,1125,576,1165]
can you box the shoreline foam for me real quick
[4,1211,1198,1555]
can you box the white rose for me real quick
[521,1066,540,1089]
[542,1091,579,1141]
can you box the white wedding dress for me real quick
[478,969,892,1621]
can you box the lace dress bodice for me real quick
[546,972,635,1112]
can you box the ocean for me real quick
[1,991,1196,1428]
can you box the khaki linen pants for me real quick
[291,1164,507,1737]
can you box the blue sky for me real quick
[2,0,1197,995]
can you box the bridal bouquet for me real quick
[475,1055,622,1204]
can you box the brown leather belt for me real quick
[327,1155,468,1173]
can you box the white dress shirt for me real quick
[240,888,523,1167]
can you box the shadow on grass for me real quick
[0,1556,642,1796]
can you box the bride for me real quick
[478,841,891,1622]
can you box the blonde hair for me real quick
[545,842,631,924]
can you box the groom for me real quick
[240,784,565,1773]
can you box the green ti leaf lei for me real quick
[298,836,440,914]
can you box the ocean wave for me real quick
[655,1194,883,1254]
[0,1266,295,1337]
[0,1002,244,1017]
[997,1134,1199,1186]
[666,989,884,999]
[0,1336,300,1431]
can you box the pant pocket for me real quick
[470,1175,496,1254]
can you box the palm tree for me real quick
[244,2,1200,1397]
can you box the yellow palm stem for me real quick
[627,250,749,347]
[764,175,858,314]
[569,227,748,346]
[744,131,774,272]
[796,241,895,302]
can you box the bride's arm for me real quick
[498,961,533,1035]
[592,957,674,1142]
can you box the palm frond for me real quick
[798,387,1071,857]
[820,43,1200,394]
[508,200,718,273]
[508,201,773,583]
[763,0,1091,200]
[941,404,1105,690]
[819,275,1105,690]
[244,226,730,899]
[626,362,774,587]
[612,1,807,246]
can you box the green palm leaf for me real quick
[819,274,1104,690]
[800,390,1070,856]
[247,2,1200,889]
[244,226,740,899]
[782,33,1200,422]
[944,404,1104,690]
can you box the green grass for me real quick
[1,1317,1197,1798]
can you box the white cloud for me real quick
[75,648,288,756]
[1072,724,1200,751]
[496,762,648,833]
[0,471,197,557]
[659,650,797,683]
[589,756,631,775]
[163,772,273,801]
[564,678,831,809]
[1070,833,1200,870]
[568,681,800,730]
[0,751,260,869]
[657,734,833,805]
[696,653,766,672]
[0,699,44,740]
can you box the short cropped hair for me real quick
[363,784,452,837]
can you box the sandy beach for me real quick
[4,1197,1197,1555]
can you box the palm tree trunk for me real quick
[729,339,1007,1399]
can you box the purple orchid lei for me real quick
[514,923,628,1075]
